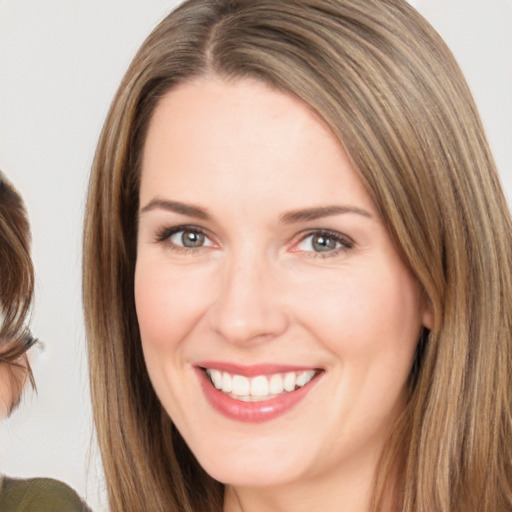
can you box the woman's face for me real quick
[135,78,432,491]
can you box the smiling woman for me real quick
[83,1,512,511]
[135,78,431,501]
[135,78,430,443]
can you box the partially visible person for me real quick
[83,1,512,511]
[0,171,91,511]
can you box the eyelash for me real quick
[154,226,354,258]
[293,229,354,258]
[154,225,214,254]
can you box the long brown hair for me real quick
[0,171,35,415]
[83,1,512,510]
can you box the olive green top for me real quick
[0,476,91,512]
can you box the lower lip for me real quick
[196,368,319,423]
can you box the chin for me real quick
[184,437,294,487]
[205,461,297,488]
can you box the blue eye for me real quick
[171,229,207,248]
[155,226,214,250]
[296,231,353,255]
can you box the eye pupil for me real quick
[312,235,336,252]
[182,231,204,247]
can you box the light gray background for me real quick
[0,2,510,511]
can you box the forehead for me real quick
[139,77,373,215]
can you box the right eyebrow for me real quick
[139,198,211,220]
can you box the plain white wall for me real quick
[414,0,512,192]
[0,2,510,511]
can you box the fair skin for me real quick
[135,77,432,512]
[0,364,13,417]
[0,344,26,418]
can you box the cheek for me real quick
[0,366,13,418]
[293,262,422,371]
[134,265,175,350]
[314,268,422,433]
[134,261,199,410]
[0,363,26,419]
[134,260,216,368]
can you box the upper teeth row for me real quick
[205,368,317,398]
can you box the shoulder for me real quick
[0,477,91,512]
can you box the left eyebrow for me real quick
[280,205,373,224]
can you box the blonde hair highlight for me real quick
[83,1,512,510]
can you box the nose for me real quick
[207,252,289,345]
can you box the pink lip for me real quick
[195,363,321,423]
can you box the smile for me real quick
[196,363,322,422]
[205,368,318,402]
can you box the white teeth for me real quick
[296,370,316,387]
[205,368,318,401]
[269,374,284,395]
[251,375,269,397]
[232,375,250,396]
[284,372,296,392]
[222,372,232,393]
[210,369,222,390]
